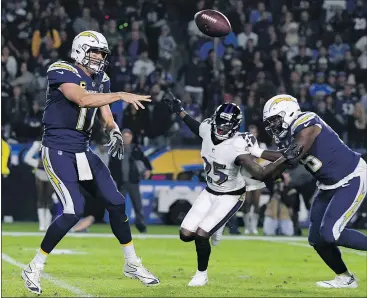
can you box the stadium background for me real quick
[2,0,367,230]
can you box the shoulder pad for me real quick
[291,112,319,135]
[102,72,110,83]
[47,61,81,77]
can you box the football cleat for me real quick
[316,274,358,288]
[21,262,43,295]
[211,225,225,246]
[124,258,160,287]
[188,270,208,286]
[244,228,251,235]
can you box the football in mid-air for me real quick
[194,9,231,38]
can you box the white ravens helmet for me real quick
[263,94,300,139]
[71,31,110,73]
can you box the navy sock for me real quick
[40,214,79,253]
[107,204,132,245]
[313,244,348,274]
[337,228,367,251]
[195,235,211,272]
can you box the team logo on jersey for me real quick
[99,84,104,92]
[80,81,87,89]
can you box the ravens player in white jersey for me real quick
[163,91,302,286]
[248,94,367,289]
[21,31,159,295]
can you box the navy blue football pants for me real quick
[308,175,367,250]
[42,146,124,216]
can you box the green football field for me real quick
[2,223,366,297]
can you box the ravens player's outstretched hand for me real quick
[120,92,151,110]
[162,90,184,115]
[282,143,303,162]
[105,129,124,160]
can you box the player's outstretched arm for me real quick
[236,144,303,181]
[59,83,151,109]
[248,126,320,162]
[162,90,201,137]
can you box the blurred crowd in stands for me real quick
[2,0,367,151]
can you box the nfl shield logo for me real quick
[92,82,96,87]
[99,84,104,92]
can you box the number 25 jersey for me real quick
[199,119,248,194]
[42,61,110,153]
[285,112,361,186]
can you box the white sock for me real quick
[32,248,48,266]
[251,213,259,231]
[122,241,138,262]
[196,269,207,275]
[37,208,45,229]
[243,213,251,229]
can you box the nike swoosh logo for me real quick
[304,121,311,127]
[341,183,350,188]
[56,71,64,74]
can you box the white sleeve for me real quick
[233,136,250,157]
[24,141,41,168]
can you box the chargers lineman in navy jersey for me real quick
[21,31,159,295]
[247,94,367,289]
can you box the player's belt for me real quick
[205,185,246,196]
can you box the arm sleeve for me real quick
[183,114,202,137]
[24,141,41,168]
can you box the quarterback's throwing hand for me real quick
[105,129,124,160]
[162,90,184,115]
[120,92,151,110]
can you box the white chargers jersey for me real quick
[199,119,248,193]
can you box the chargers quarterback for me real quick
[247,94,367,288]
[21,31,159,295]
[163,91,302,286]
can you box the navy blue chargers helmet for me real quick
[211,103,243,140]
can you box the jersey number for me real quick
[202,157,228,185]
[76,108,97,131]
[300,155,322,172]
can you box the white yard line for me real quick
[277,241,367,257]
[2,231,307,241]
[3,232,366,258]
[1,253,94,297]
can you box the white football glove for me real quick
[239,132,264,158]
[105,129,124,160]
[239,132,259,148]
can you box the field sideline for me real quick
[2,223,366,297]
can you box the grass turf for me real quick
[2,223,366,297]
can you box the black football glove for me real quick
[282,143,303,161]
[105,129,124,160]
[162,89,184,115]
